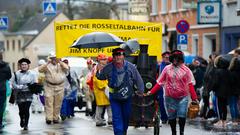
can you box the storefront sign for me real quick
[197,1,221,24]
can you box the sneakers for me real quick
[96,123,106,127]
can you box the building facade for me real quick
[150,0,220,59]
[128,0,149,22]
[222,0,240,54]
[2,13,69,71]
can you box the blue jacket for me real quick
[96,60,144,93]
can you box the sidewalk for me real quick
[188,117,240,133]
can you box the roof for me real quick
[18,12,60,33]
[18,12,62,49]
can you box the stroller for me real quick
[129,91,160,135]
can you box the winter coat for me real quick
[212,55,232,98]
[12,70,36,103]
[229,57,240,95]
[202,62,215,96]
[93,73,110,106]
[0,60,11,92]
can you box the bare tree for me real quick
[63,0,120,20]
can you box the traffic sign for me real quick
[177,34,188,44]
[177,44,187,50]
[43,1,57,16]
[0,17,8,30]
[176,20,190,33]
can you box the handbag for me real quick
[110,62,133,101]
[9,72,17,104]
[28,83,43,94]
[187,101,200,119]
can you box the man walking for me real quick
[0,52,12,130]
[97,48,144,135]
[39,52,68,124]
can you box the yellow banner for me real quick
[54,19,162,60]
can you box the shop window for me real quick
[212,39,216,52]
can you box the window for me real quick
[6,40,9,51]
[12,62,15,72]
[0,41,4,52]
[182,0,197,9]
[192,36,199,56]
[18,40,21,51]
[12,40,15,51]
[212,39,216,52]
[161,0,167,12]
[171,0,177,11]
[151,0,158,15]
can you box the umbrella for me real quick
[71,32,124,48]
[228,47,240,54]
[183,51,196,64]
[120,39,140,55]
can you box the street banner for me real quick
[54,19,162,60]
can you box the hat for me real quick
[97,53,107,60]
[169,50,184,63]
[112,48,125,56]
[48,51,56,58]
[18,58,31,64]
[162,51,170,57]
[38,59,46,65]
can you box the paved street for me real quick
[1,105,239,135]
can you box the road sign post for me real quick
[0,16,8,30]
[176,20,190,34]
[177,34,188,50]
[43,1,57,16]
[176,20,189,51]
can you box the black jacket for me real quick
[212,56,232,98]
[0,60,12,92]
[229,57,240,95]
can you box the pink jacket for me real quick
[150,64,197,100]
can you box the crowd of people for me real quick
[0,47,240,135]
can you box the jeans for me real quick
[165,96,189,119]
[110,95,131,135]
[229,96,239,121]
